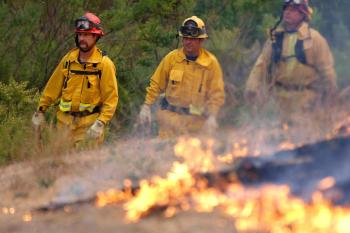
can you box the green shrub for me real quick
[0,79,38,164]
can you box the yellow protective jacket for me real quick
[38,47,118,124]
[145,48,225,117]
[246,22,337,106]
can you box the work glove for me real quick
[31,111,45,129]
[87,120,105,139]
[138,104,151,125]
[203,115,218,134]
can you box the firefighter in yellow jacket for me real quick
[32,12,118,146]
[245,0,337,117]
[138,16,225,138]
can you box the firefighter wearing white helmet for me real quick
[245,0,336,120]
[32,12,118,147]
[138,16,225,138]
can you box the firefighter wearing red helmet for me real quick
[32,12,118,147]
[245,0,337,121]
[75,12,105,36]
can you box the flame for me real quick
[332,116,350,137]
[2,207,15,215]
[283,123,289,131]
[318,177,336,190]
[95,137,350,232]
[96,179,134,207]
[279,141,296,150]
[232,142,249,157]
[22,213,32,222]
[124,162,195,222]
[174,137,215,172]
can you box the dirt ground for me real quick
[0,204,237,233]
[0,137,240,233]
[1,109,347,233]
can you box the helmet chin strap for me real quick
[175,33,180,49]
[75,34,79,48]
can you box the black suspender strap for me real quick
[63,60,71,88]
[272,32,284,64]
[63,51,107,84]
[295,39,307,65]
[271,32,308,65]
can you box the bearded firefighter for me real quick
[32,12,118,147]
[138,16,225,138]
[245,0,337,118]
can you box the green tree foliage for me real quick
[194,0,280,43]
[0,79,37,121]
[0,79,37,164]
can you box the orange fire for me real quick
[2,207,15,215]
[332,116,350,137]
[96,137,350,232]
[279,141,296,150]
[22,212,32,222]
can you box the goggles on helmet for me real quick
[284,0,307,5]
[179,25,206,38]
[75,17,101,31]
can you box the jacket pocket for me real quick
[166,69,184,99]
[81,75,100,104]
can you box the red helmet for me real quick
[75,12,104,36]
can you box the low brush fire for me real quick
[96,136,350,232]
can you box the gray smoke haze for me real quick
[48,1,350,212]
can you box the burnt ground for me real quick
[0,137,239,233]
[0,108,348,233]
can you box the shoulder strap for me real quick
[93,50,107,79]
[295,39,307,65]
[271,32,308,65]
[95,52,107,79]
[271,32,284,64]
[63,51,73,89]
[67,51,107,79]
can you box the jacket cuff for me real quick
[144,99,154,106]
[97,117,107,125]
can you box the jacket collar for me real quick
[175,48,211,67]
[67,46,103,64]
[274,22,311,40]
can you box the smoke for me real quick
[49,138,177,206]
[46,2,350,214]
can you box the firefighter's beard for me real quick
[78,41,95,53]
